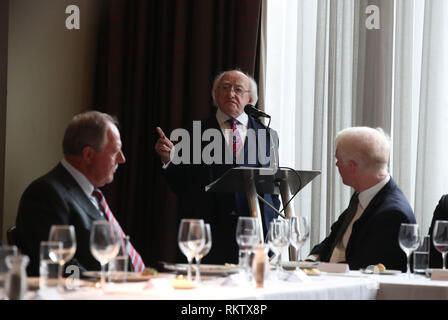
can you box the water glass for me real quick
[235,217,260,276]
[108,235,129,283]
[39,241,62,290]
[413,235,429,274]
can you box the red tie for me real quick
[92,188,146,273]
[227,118,243,161]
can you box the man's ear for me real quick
[348,160,358,172]
[81,146,95,164]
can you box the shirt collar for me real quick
[61,158,95,198]
[358,174,390,209]
[215,108,248,128]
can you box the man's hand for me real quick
[154,127,174,164]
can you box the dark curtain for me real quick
[93,0,262,268]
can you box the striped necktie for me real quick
[92,188,146,273]
[227,118,243,161]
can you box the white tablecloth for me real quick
[50,272,378,300]
[30,270,448,300]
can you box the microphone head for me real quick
[244,104,256,114]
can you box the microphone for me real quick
[244,104,271,118]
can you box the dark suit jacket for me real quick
[163,112,280,264]
[310,178,416,271]
[16,163,105,276]
[428,194,448,268]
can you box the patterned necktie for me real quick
[227,118,243,161]
[328,192,359,260]
[92,188,146,273]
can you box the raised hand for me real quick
[154,127,174,164]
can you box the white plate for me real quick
[82,271,162,282]
[281,261,319,270]
[163,263,240,275]
[360,269,401,275]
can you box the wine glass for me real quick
[90,221,120,291]
[194,223,212,283]
[267,219,290,274]
[235,217,261,275]
[178,219,205,282]
[289,216,310,261]
[48,225,77,290]
[432,220,448,270]
[398,223,420,278]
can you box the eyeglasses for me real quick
[218,85,250,96]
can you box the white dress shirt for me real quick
[215,108,249,148]
[60,158,101,212]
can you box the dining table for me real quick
[23,264,448,301]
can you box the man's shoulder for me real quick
[21,163,73,197]
[372,178,414,220]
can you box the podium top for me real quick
[205,167,321,195]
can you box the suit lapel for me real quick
[55,164,105,221]
[346,179,393,252]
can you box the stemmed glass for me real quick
[48,225,77,290]
[267,219,290,274]
[398,223,420,278]
[90,221,120,291]
[289,216,310,261]
[178,219,206,283]
[235,217,261,276]
[432,220,448,270]
[194,223,212,283]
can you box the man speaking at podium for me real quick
[155,70,280,264]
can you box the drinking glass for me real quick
[39,241,62,290]
[267,219,290,274]
[432,220,448,270]
[48,225,77,290]
[178,219,205,282]
[413,235,430,274]
[398,223,420,278]
[289,216,310,261]
[235,217,261,275]
[194,223,212,283]
[90,221,120,291]
[108,235,130,283]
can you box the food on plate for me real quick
[141,267,158,276]
[375,263,386,272]
[302,268,320,275]
[170,276,195,289]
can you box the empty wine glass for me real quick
[432,220,448,270]
[398,223,420,278]
[235,217,261,275]
[90,221,120,291]
[48,225,77,290]
[289,216,310,261]
[178,219,205,282]
[194,223,212,283]
[267,219,290,274]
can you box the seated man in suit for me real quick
[155,69,280,264]
[428,195,448,268]
[308,126,416,271]
[16,111,145,276]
